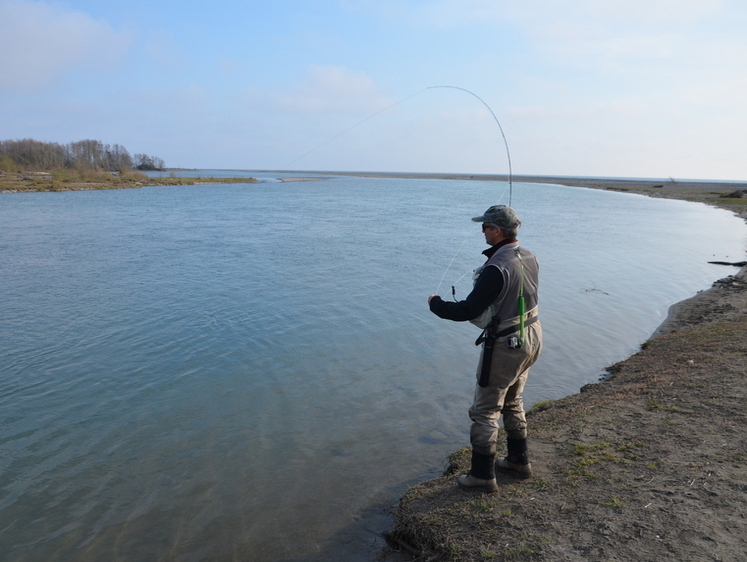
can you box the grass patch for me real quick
[528,400,555,415]
[472,496,493,513]
[600,496,625,508]
[567,442,637,478]
[445,447,471,475]
[572,443,611,455]
[529,479,548,490]
[716,197,747,206]
[446,542,462,559]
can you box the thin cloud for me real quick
[344,0,730,64]
[344,0,726,27]
[0,0,132,90]
[272,65,394,115]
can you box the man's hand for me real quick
[428,294,439,304]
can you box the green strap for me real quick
[515,249,526,345]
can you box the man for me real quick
[428,205,542,493]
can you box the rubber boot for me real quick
[495,438,532,478]
[457,450,498,492]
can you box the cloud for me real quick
[344,0,726,27]
[510,98,651,122]
[571,0,725,23]
[344,0,732,67]
[0,0,132,90]
[272,65,394,115]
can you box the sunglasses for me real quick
[481,223,498,231]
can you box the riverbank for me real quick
[0,170,258,192]
[315,171,747,219]
[382,177,747,561]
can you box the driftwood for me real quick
[708,261,747,267]
[719,189,747,198]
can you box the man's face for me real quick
[482,223,503,246]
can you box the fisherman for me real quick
[428,205,542,492]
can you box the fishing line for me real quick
[426,86,514,298]
[435,189,509,299]
[435,223,479,296]
[284,85,515,299]
[283,87,429,168]
[285,86,514,204]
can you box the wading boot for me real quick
[495,438,532,478]
[457,450,498,493]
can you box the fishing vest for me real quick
[469,242,540,330]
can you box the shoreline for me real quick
[278,169,747,191]
[383,179,747,560]
[281,169,747,221]
[0,171,258,193]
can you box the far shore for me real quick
[265,169,747,218]
[0,169,335,193]
[276,169,747,191]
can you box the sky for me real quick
[1,0,746,180]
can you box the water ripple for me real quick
[1,177,745,560]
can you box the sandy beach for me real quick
[378,174,747,561]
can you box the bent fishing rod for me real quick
[427,86,513,206]
[284,85,513,204]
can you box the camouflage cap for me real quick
[471,205,521,229]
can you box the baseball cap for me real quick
[471,205,521,229]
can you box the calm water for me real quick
[1,174,745,561]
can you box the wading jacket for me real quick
[429,239,539,329]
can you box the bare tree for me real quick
[133,153,166,171]
[0,138,162,172]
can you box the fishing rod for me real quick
[285,86,514,207]
[427,85,513,206]
[284,86,515,295]
[426,86,515,296]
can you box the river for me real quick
[1,173,745,560]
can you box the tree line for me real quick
[0,139,165,172]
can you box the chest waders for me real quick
[476,248,532,388]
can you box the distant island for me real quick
[0,138,256,192]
